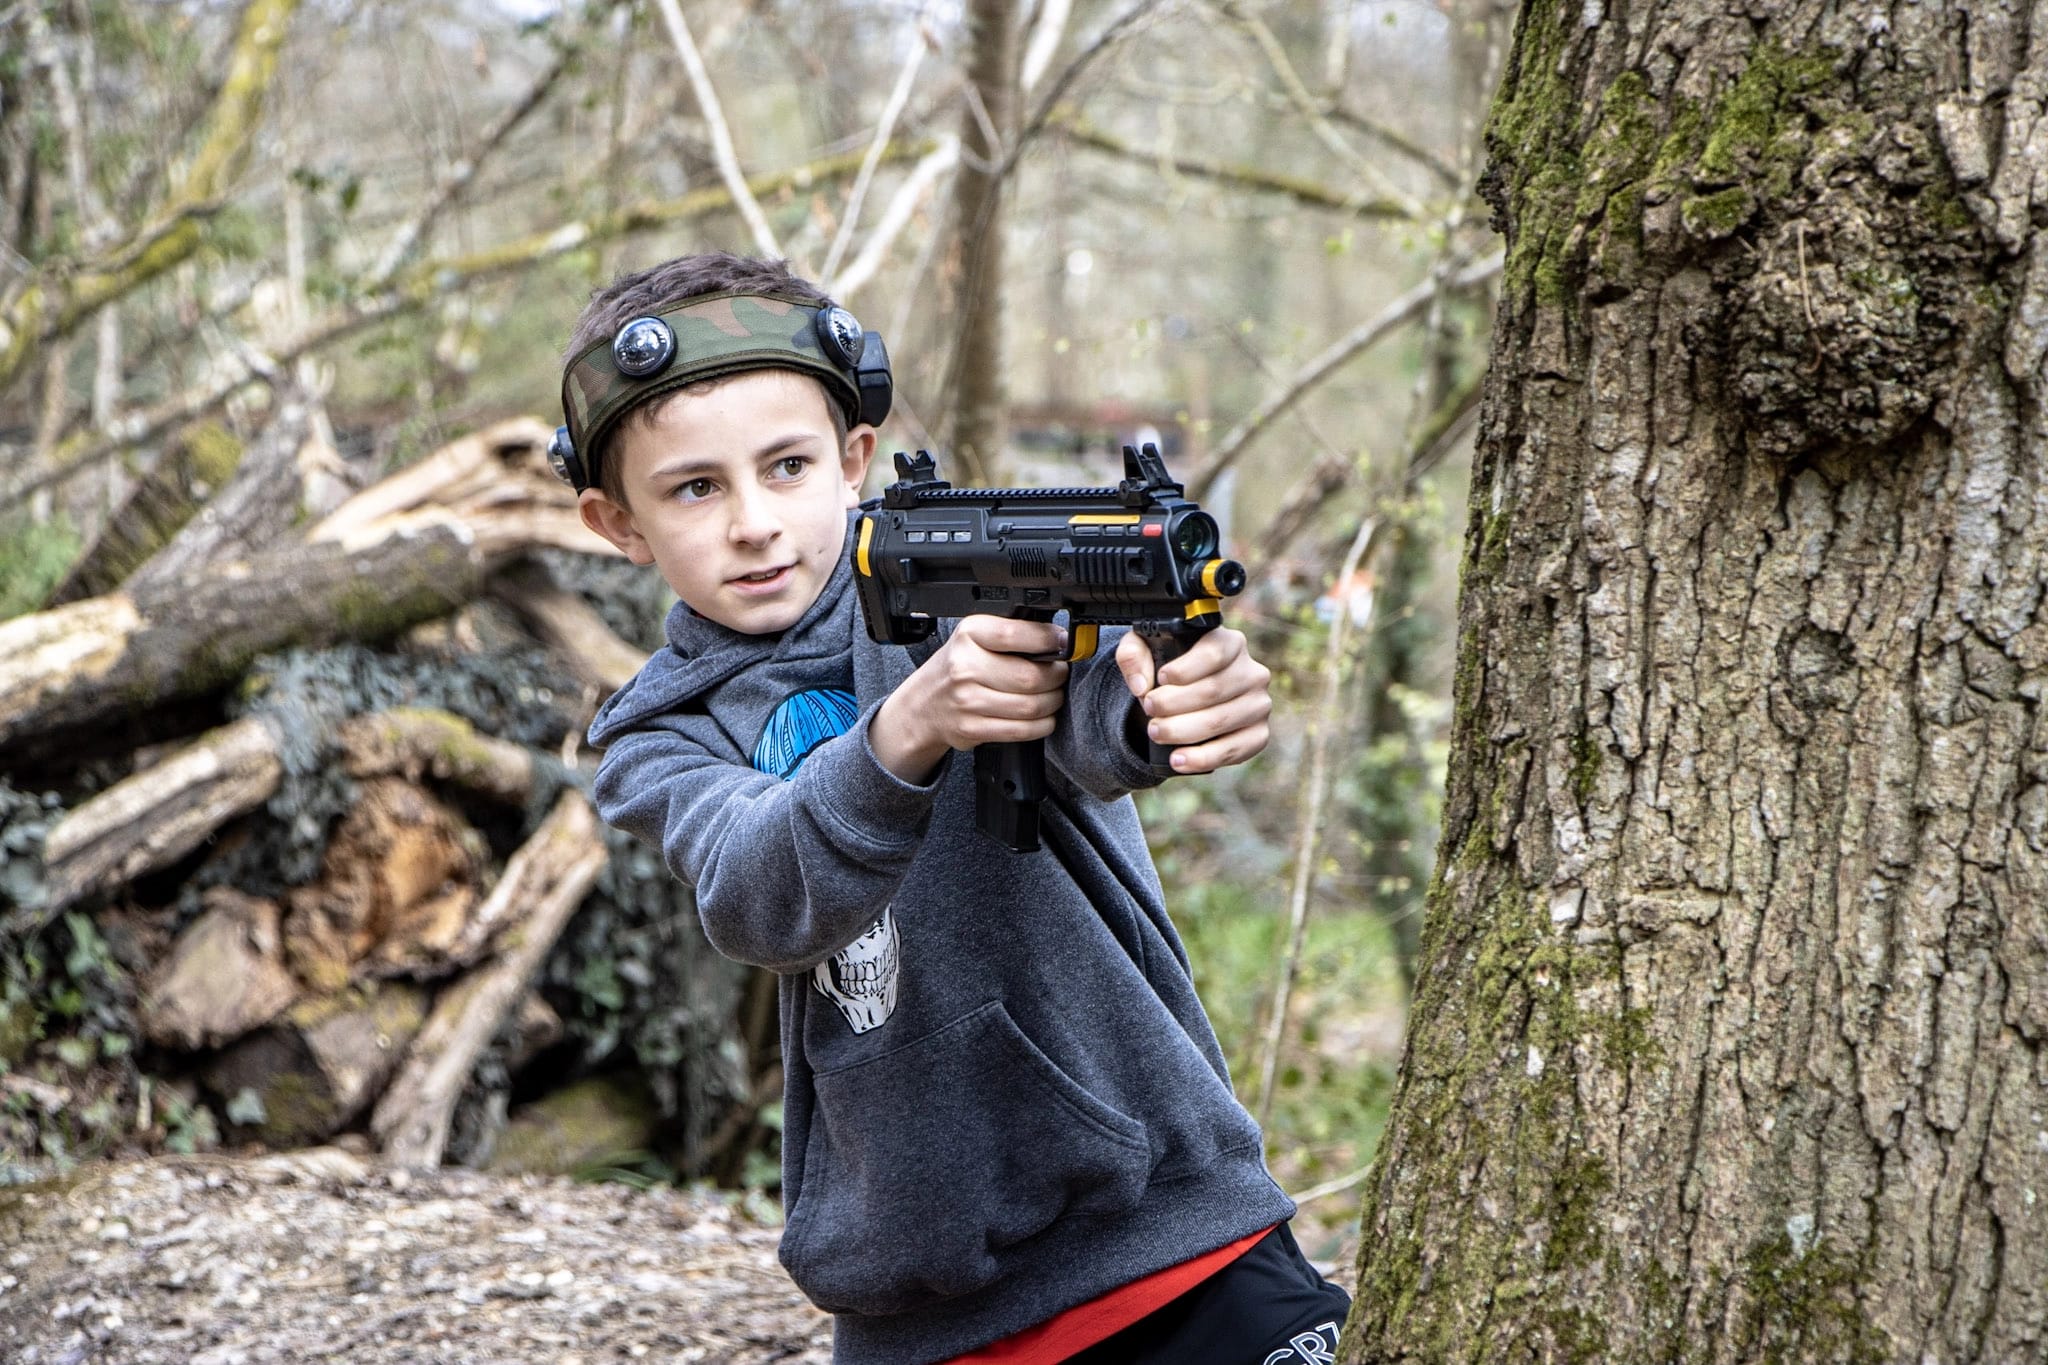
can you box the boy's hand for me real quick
[872,617,1070,784]
[1116,627,1271,774]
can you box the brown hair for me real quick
[565,252,847,505]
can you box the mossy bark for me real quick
[1348,2,2048,1361]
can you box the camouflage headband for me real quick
[559,292,871,489]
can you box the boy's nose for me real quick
[727,487,781,545]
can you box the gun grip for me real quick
[1134,623,1200,771]
[975,739,1046,852]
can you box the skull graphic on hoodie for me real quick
[752,688,901,1034]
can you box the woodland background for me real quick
[0,0,1510,1270]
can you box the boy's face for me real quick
[578,369,875,635]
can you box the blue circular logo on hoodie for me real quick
[752,688,859,779]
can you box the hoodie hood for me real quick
[588,512,861,748]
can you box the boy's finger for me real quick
[958,615,1067,656]
[1146,690,1273,749]
[1155,626,1244,687]
[1147,659,1271,719]
[1159,720,1271,774]
[1116,630,1155,697]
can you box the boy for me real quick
[560,252,1351,1364]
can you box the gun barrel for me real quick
[855,499,1239,634]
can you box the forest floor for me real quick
[1,1149,1362,1364]
[0,1149,832,1364]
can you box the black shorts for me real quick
[1065,1223,1352,1365]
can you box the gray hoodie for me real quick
[588,524,1294,1364]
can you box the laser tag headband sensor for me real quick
[550,293,893,493]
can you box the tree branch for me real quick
[651,0,778,257]
[0,139,934,508]
[1187,249,1502,502]
[1255,509,1379,1127]
[821,25,932,286]
[364,45,576,289]
[1211,0,1424,220]
[0,0,299,394]
[1051,113,1419,219]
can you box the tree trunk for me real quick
[941,0,1019,484]
[1349,3,2048,1362]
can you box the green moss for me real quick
[0,513,80,621]
[1697,43,1836,183]
[1478,499,1514,577]
[1917,184,1977,236]
[183,421,245,489]
[328,568,461,641]
[1598,1005,1664,1070]
[252,1068,336,1146]
[1681,186,1758,238]
[1603,184,1646,253]
[1484,0,1582,307]
[1573,73,1660,223]
[1571,731,1601,804]
[1545,1151,1613,1270]
[0,993,40,1067]
[1650,101,1706,188]
[1737,1227,1889,1364]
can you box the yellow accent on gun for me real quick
[856,516,875,577]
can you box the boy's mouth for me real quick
[729,565,793,591]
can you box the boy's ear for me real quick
[579,489,655,565]
[840,424,878,507]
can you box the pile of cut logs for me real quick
[1,400,660,1169]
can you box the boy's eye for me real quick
[676,477,716,501]
[771,456,810,480]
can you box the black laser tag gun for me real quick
[852,442,1247,852]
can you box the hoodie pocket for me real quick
[779,1000,1150,1317]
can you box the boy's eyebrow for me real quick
[646,433,820,483]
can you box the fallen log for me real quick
[337,707,539,805]
[26,716,283,930]
[0,417,615,760]
[124,386,321,590]
[372,789,606,1169]
[490,561,648,694]
[0,518,487,754]
[10,707,555,941]
[202,979,430,1145]
[306,416,609,563]
[138,887,301,1050]
[283,776,487,992]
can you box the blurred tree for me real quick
[1348,0,2048,1359]
[938,0,1021,484]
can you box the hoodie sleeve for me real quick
[592,707,948,974]
[1044,625,1168,803]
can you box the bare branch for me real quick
[365,46,576,290]
[821,26,932,285]
[1019,0,1073,95]
[0,0,299,393]
[1255,509,1379,1127]
[830,137,959,303]
[1325,103,1464,191]
[1052,113,1419,219]
[1187,249,1502,501]
[651,0,778,257]
[1211,0,1424,220]
[1,139,935,509]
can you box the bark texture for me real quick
[1350,2,2048,1362]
